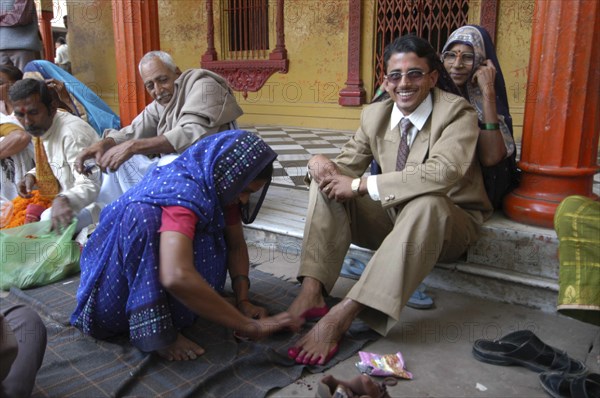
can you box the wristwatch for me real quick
[351,178,361,194]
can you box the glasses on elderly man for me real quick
[441,51,475,66]
[385,70,431,84]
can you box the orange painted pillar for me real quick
[111,0,160,126]
[504,0,600,228]
[37,0,54,62]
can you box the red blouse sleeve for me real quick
[158,206,198,240]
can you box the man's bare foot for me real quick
[289,298,362,366]
[287,277,327,319]
[156,333,205,361]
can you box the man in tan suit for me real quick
[287,35,492,366]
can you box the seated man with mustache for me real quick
[10,78,100,232]
[75,51,243,202]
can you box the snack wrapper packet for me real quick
[355,351,413,379]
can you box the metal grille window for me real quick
[373,0,469,90]
[202,0,288,98]
[225,0,269,55]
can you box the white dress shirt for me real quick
[366,93,433,201]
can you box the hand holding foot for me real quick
[238,311,303,340]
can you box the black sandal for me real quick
[472,330,586,375]
[539,371,600,398]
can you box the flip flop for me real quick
[472,330,587,375]
[340,257,366,280]
[406,284,434,309]
[539,371,600,398]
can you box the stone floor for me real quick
[244,125,600,397]
[254,243,599,398]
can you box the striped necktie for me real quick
[395,118,412,171]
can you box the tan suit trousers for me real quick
[299,180,481,335]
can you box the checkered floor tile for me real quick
[247,126,600,195]
[246,126,354,189]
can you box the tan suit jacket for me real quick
[335,87,492,221]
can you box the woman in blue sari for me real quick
[71,130,299,361]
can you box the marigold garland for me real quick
[0,191,53,230]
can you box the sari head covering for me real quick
[71,130,276,349]
[442,25,519,209]
[442,25,514,145]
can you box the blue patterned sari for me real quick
[71,130,277,352]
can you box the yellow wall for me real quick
[157,0,209,71]
[67,0,532,139]
[68,1,118,112]
[467,0,534,141]
[235,0,365,130]
[494,0,535,141]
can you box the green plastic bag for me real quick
[0,220,80,290]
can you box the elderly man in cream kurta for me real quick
[75,51,243,204]
[286,35,492,366]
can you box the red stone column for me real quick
[504,0,600,228]
[338,0,366,106]
[111,0,160,126]
[37,0,54,61]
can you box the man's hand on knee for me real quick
[320,174,355,202]
[99,140,137,172]
[308,154,339,184]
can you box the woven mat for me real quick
[0,268,378,398]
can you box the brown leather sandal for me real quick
[316,374,391,398]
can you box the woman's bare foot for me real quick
[290,298,362,366]
[156,333,205,361]
[287,277,327,319]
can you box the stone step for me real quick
[244,185,561,312]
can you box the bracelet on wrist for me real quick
[481,123,500,131]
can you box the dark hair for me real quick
[8,78,54,110]
[0,64,23,82]
[56,36,66,45]
[383,35,461,96]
